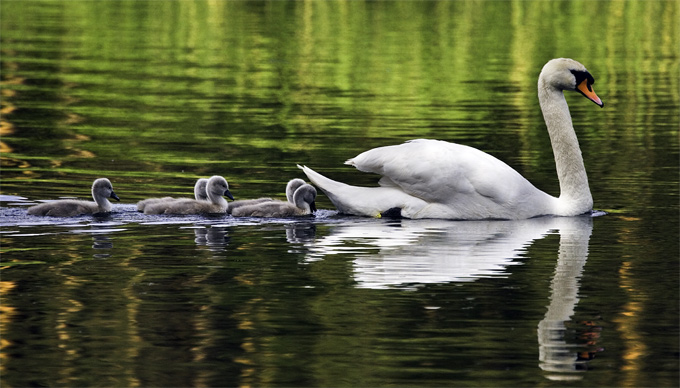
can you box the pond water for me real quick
[1,1,678,387]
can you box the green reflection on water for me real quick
[0,1,678,387]
[2,0,676,200]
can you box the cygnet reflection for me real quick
[285,222,317,244]
[194,226,230,251]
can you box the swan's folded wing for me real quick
[346,139,540,208]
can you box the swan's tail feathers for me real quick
[298,165,373,216]
[298,164,349,203]
[298,165,343,190]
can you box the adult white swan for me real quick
[299,58,603,220]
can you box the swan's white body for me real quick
[144,176,233,215]
[27,178,120,217]
[300,58,603,220]
[137,178,208,212]
[231,184,317,218]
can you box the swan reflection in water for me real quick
[304,215,599,380]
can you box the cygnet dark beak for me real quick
[224,190,234,201]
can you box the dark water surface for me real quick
[1,1,678,387]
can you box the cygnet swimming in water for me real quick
[27,178,120,217]
[144,175,234,215]
[231,184,317,218]
[137,178,208,212]
[226,178,306,214]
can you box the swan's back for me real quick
[137,178,209,212]
[137,196,175,212]
[347,139,553,217]
[232,184,317,218]
[153,198,227,215]
[28,200,101,217]
[227,178,307,214]
[231,201,304,217]
[227,198,273,214]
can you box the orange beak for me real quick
[577,79,604,107]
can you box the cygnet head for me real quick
[194,178,208,201]
[293,184,317,213]
[540,58,603,107]
[206,175,234,202]
[93,178,119,203]
[286,178,307,203]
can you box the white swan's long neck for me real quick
[538,80,593,215]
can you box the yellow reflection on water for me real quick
[0,280,17,376]
[613,260,649,388]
